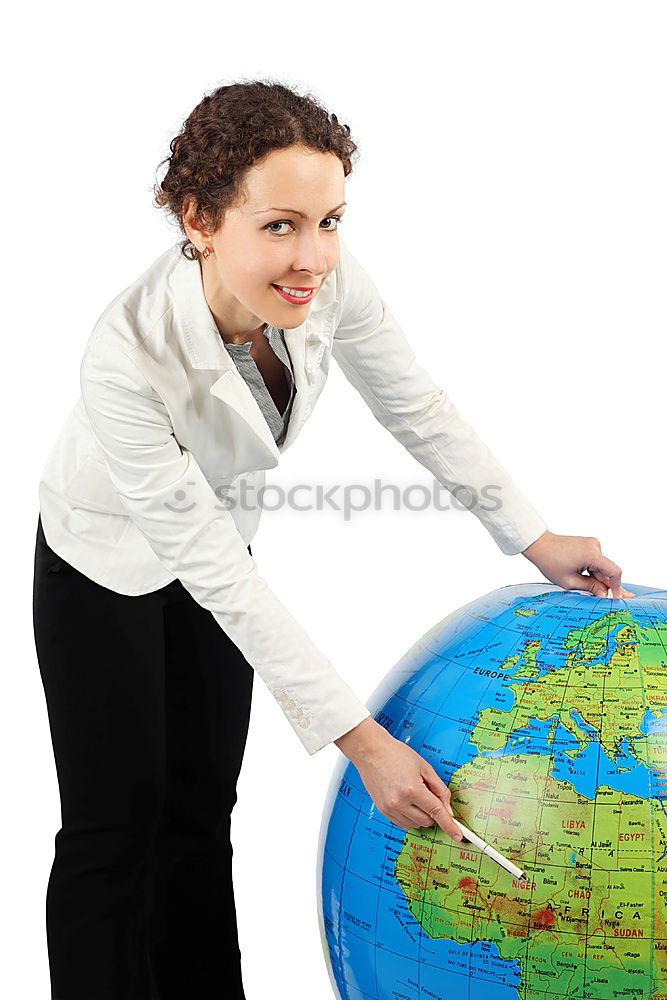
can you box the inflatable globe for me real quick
[318,583,667,1000]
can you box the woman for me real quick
[33,79,633,1000]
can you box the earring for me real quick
[202,246,212,259]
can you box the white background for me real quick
[2,2,665,997]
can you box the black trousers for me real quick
[32,514,254,999]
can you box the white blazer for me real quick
[38,235,548,755]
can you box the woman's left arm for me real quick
[332,237,632,597]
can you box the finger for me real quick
[415,791,463,841]
[590,573,614,598]
[586,555,623,598]
[397,806,463,840]
[420,768,454,816]
[383,806,433,830]
[596,579,635,600]
[401,805,441,830]
[571,566,618,599]
[419,771,463,840]
[392,815,415,831]
[606,582,636,599]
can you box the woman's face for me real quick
[184,145,347,337]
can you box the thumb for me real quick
[570,571,610,598]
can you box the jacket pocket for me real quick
[64,455,129,516]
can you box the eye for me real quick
[264,220,293,236]
[264,215,343,236]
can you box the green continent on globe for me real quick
[471,611,667,767]
[395,753,667,998]
[393,608,667,999]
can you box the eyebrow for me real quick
[252,202,347,217]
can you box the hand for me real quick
[335,718,463,840]
[521,529,635,599]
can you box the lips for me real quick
[272,284,317,304]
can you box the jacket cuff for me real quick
[270,678,371,756]
[482,501,549,556]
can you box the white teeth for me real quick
[278,286,312,298]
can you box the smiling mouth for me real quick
[271,284,317,303]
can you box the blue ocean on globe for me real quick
[317,582,667,1000]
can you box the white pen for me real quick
[452,818,525,880]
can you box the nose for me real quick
[292,232,329,278]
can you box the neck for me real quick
[199,257,266,345]
[219,323,267,346]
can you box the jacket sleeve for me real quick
[331,237,548,556]
[80,342,370,756]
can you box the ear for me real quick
[182,195,213,247]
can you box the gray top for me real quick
[222,323,296,446]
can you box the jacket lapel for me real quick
[169,249,338,466]
[276,299,338,450]
[208,298,338,461]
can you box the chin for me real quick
[265,301,313,330]
[278,316,311,330]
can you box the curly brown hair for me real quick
[153,77,359,261]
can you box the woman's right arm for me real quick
[335,717,464,841]
[80,340,370,757]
